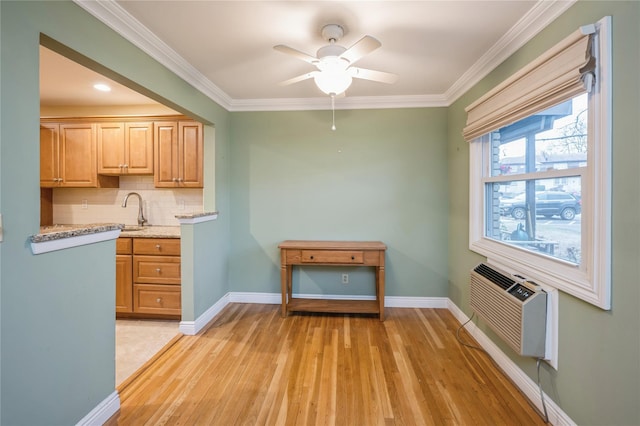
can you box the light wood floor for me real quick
[110,303,545,425]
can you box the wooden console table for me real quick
[278,240,387,321]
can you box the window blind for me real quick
[463,26,596,142]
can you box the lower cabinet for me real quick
[116,238,133,313]
[116,237,181,318]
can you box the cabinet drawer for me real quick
[301,250,364,264]
[133,238,181,255]
[116,237,132,255]
[134,284,181,315]
[133,255,181,284]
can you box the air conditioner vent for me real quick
[473,263,515,290]
[470,263,546,357]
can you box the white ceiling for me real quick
[40,0,575,111]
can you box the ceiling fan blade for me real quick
[278,72,317,86]
[348,67,398,84]
[273,45,318,65]
[340,35,381,65]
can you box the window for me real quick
[467,17,611,309]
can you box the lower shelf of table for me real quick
[286,298,381,315]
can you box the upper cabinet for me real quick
[40,122,118,188]
[97,122,153,175]
[154,120,203,188]
[40,123,59,187]
[40,116,202,189]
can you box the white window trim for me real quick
[469,16,611,310]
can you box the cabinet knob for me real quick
[172,178,178,182]
[156,268,161,273]
[310,255,314,260]
[156,244,161,249]
[156,297,162,304]
[177,178,183,182]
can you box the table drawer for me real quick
[134,284,181,315]
[301,250,364,264]
[133,238,181,255]
[133,255,181,284]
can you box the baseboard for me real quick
[179,293,231,335]
[385,295,448,308]
[75,390,120,426]
[228,292,448,308]
[447,300,575,426]
[229,291,281,304]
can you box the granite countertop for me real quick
[34,223,123,243]
[33,223,180,243]
[32,211,218,244]
[119,225,180,238]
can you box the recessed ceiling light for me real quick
[93,83,111,92]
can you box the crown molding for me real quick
[228,94,449,112]
[73,0,233,109]
[74,0,574,112]
[445,0,577,104]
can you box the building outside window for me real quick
[484,93,587,265]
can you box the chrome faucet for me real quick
[122,192,148,227]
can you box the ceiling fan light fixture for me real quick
[313,71,352,95]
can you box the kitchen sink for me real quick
[122,226,144,232]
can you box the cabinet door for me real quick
[40,124,59,187]
[178,121,203,187]
[97,122,125,174]
[116,254,133,313]
[154,121,179,187]
[125,122,153,174]
[59,123,97,187]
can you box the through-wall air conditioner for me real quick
[470,263,547,357]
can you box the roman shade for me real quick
[463,25,596,141]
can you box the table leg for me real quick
[378,265,385,321]
[280,264,287,318]
[287,266,293,303]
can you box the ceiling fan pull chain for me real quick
[331,94,336,131]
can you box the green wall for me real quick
[0,1,230,424]
[447,1,640,425]
[1,0,638,424]
[228,108,449,299]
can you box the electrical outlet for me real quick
[342,273,349,284]
[178,199,185,210]
[81,199,88,209]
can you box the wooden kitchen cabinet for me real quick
[116,237,133,314]
[154,120,203,188]
[97,121,153,175]
[40,122,118,188]
[132,238,181,317]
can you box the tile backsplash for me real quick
[52,176,203,226]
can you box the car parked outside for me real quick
[499,190,581,220]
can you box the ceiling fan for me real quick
[274,24,397,97]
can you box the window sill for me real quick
[470,237,608,309]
